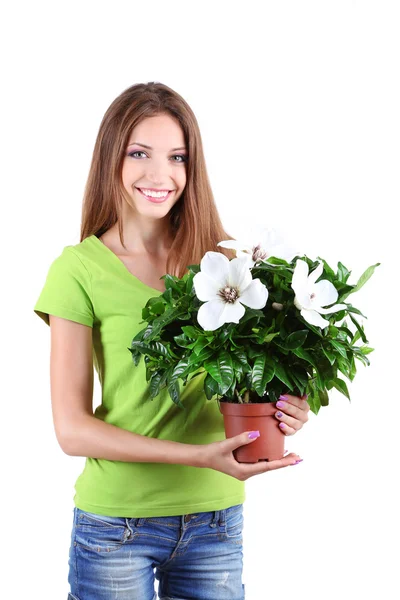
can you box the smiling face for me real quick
[121,113,188,220]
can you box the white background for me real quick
[1,1,398,599]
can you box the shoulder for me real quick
[52,236,96,276]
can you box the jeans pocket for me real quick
[75,508,134,553]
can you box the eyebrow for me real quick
[128,142,187,151]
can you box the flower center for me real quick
[310,293,316,300]
[218,285,239,303]
[252,243,269,262]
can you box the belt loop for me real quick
[209,510,218,528]
[124,518,133,537]
[218,509,226,526]
[130,517,146,528]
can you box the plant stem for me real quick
[243,390,250,403]
[234,388,244,404]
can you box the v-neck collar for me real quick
[88,234,165,295]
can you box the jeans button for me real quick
[184,515,191,523]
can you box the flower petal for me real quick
[193,272,220,301]
[199,251,229,285]
[291,259,309,294]
[308,262,324,286]
[317,303,347,314]
[239,279,269,309]
[228,256,252,290]
[197,299,226,331]
[220,300,246,324]
[313,279,338,307]
[300,308,330,329]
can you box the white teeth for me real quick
[140,188,169,198]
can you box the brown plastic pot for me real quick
[218,398,285,463]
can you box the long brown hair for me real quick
[80,81,235,278]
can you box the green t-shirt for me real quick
[34,234,245,517]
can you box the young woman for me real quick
[34,82,309,600]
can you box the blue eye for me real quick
[127,151,187,163]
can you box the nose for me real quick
[145,155,172,184]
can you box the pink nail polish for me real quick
[248,431,260,439]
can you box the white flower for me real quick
[291,259,347,329]
[193,251,269,331]
[217,226,299,267]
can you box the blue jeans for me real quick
[67,504,245,600]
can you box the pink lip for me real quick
[136,188,173,203]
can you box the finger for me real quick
[276,397,309,423]
[277,421,297,436]
[239,452,301,477]
[278,393,310,412]
[275,411,303,432]
[261,452,302,472]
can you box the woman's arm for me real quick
[49,315,205,467]
[48,316,302,480]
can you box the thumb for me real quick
[225,430,260,451]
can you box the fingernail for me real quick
[276,411,283,418]
[279,395,289,400]
[276,401,285,408]
[248,431,260,439]
[290,459,303,466]
[279,422,285,429]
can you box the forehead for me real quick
[128,114,186,149]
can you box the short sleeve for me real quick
[34,247,94,327]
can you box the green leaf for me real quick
[349,355,357,381]
[130,340,169,359]
[187,347,214,366]
[181,325,200,339]
[185,270,196,294]
[348,313,368,343]
[360,345,374,355]
[193,337,211,355]
[337,262,351,284]
[162,274,181,293]
[340,263,380,301]
[204,373,220,400]
[329,339,348,360]
[289,367,309,394]
[318,388,330,406]
[351,330,361,345]
[146,306,190,339]
[251,355,275,396]
[232,349,248,366]
[321,345,336,365]
[149,371,163,398]
[292,347,324,390]
[283,330,308,350]
[262,332,280,343]
[331,377,351,400]
[174,334,194,348]
[167,379,184,409]
[307,381,322,415]
[170,358,191,382]
[273,360,295,391]
[204,350,234,394]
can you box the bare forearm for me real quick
[62,415,206,468]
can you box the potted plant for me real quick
[128,228,379,463]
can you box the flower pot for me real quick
[218,398,285,463]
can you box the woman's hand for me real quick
[201,431,302,481]
[274,393,310,435]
